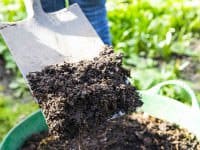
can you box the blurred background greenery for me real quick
[0,0,200,140]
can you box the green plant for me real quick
[0,95,38,140]
[108,0,200,104]
[108,0,200,60]
[9,77,29,97]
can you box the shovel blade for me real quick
[0,4,104,77]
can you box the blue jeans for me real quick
[41,0,111,45]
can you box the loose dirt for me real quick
[25,46,199,149]
[26,46,142,138]
[22,112,200,150]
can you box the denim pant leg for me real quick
[69,0,111,45]
[41,0,66,12]
[40,0,111,45]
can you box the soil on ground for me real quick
[26,46,142,138]
[22,112,200,150]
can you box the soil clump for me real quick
[27,46,142,138]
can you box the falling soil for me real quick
[26,46,142,138]
[22,112,200,150]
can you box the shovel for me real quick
[0,0,104,78]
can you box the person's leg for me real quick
[69,0,111,45]
[41,0,66,12]
[40,0,111,45]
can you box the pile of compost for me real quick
[25,46,199,149]
[27,46,142,138]
[22,112,200,150]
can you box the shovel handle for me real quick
[24,0,45,18]
[147,80,200,112]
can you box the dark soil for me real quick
[22,112,200,150]
[26,46,142,138]
[25,46,199,149]
[22,132,48,150]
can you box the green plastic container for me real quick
[1,80,200,150]
[0,110,48,150]
[139,80,200,140]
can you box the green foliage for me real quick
[108,0,200,60]
[9,77,29,97]
[159,85,192,105]
[0,37,17,72]
[0,95,38,140]
[0,0,26,22]
[108,0,200,104]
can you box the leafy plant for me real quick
[9,77,29,97]
[108,0,200,104]
[108,0,200,60]
[0,95,38,140]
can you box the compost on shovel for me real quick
[25,46,199,149]
[27,46,142,138]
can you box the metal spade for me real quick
[0,0,104,78]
